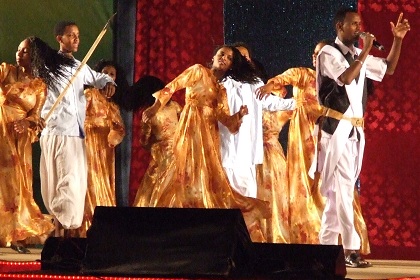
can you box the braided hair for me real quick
[27,36,76,90]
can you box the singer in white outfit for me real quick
[314,7,410,267]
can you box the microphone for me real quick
[358,32,385,51]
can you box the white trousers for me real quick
[40,135,87,229]
[224,164,257,198]
[319,137,361,250]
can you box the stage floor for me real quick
[0,247,419,280]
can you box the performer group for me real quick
[0,6,410,269]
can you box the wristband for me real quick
[354,59,363,66]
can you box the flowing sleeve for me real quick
[0,63,11,83]
[0,63,11,105]
[139,115,153,149]
[215,84,241,134]
[275,67,322,120]
[107,102,126,147]
[268,67,304,92]
[153,64,203,108]
[82,62,115,88]
[26,78,47,133]
[174,101,182,118]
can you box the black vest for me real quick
[318,43,368,134]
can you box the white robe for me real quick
[219,77,295,197]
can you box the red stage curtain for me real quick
[358,1,419,260]
[129,0,224,205]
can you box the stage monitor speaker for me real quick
[251,243,346,279]
[41,237,87,272]
[81,206,254,277]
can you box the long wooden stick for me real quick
[44,12,116,121]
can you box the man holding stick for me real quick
[39,21,115,237]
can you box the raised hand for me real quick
[391,12,411,39]
[13,119,30,133]
[100,82,116,99]
[238,105,249,118]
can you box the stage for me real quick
[0,247,419,280]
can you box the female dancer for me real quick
[74,60,126,237]
[132,75,182,207]
[0,36,74,252]
[142,45,269,241]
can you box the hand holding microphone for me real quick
[358,32,385,51]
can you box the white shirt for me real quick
[314,37,387,193]
[219,77,296,168]
[41,58,114,137]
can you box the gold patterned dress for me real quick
[256,108,293,243]
[133,100,182,207]
[0,63,54,246]
[148,64,269,241]
[75,88,125,237]
[268,67,323,244]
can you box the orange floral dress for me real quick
[0,63,54,246]
[133,100,182,207]
[256,108,293,243]
[74,88,125,237]
[148,64,269,241]
[268,67,323,243]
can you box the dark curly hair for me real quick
[93,59,130,110]
[129,75,166,112]
[230,41,269,83]
[27,36,76,90]
[211,44,260,84]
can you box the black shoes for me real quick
[345,252,372,268]
[10,244,31,254]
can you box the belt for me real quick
[322,107,364,127]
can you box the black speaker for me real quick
[251,243,346,279]
[81,206,254,277]
[41,237,87,272]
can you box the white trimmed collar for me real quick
[334,37,358,57]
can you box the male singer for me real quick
[315,7,410,268]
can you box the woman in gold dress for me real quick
[142,45,269,241]
[256,87,293,243]
[74,60,126,237]
[257,52,324,244]
[132,76,182,207]
[0,36,74,253]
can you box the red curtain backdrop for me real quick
[129,0,224,205]
[358,1,419,260]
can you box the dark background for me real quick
[224,0,356,151]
